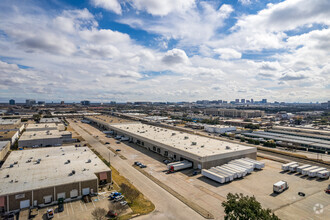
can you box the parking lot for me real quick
[76,119,329,220]
[26,191,130,220]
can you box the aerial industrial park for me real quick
[0,99,329,220]
[1,0,330,219]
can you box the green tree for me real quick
[222,193,280,220]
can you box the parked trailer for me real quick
[210,168,234,182]
[168,161,192,172]
[209,168,232,182]
[317,170,330,179]
[289,164,299,172]
[222,165,244,178]
[216,166,239,179]
[202,169,226,184]
[229,161,253,173]
[308,167,326,177]
[282,162,298,171]
[242,158,265,169]
[229,160,254,171]
[235,159,256,168]
[301,166,319,176]
[296,164,312,173]
[226,164,248,177]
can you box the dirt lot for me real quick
[77,120,330,220]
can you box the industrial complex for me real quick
[0,146,111,212]
[86,116,256,169]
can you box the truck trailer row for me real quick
[202,158,265,184]
[281,161,329,179]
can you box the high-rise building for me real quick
[235,99,239,103]
[218,100,223,104]
[26,99,36,106]
[81,100,90,106]
[251,99,254,103]
[9,99,15,105]
[60,101,65,104]
[262,99,267,103]
[241,99,245,103]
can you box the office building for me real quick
[26,99,36,106]
[9,100,15,105]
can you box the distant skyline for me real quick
[0,0,329,103]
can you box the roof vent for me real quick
[184,136,189,139]
[9,164,14,168]
[226,146,231,150]
[86,159,91,163]
[172,133,176,136]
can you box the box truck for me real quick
[296,164,312,173]
[308,167,326,177]
[317,170,330,179]
[273,181,289,193]
[282,162,298,171]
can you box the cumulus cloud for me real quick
[214,48,242,59]
[130,0,195,16]
[90,0,122,14]
[162,49,189,65]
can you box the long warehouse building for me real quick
[86,116,257,169]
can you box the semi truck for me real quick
[273,181,289,193]
[167,160,192,172]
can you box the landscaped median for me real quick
[90,148,155,219]
[133,165,214,219]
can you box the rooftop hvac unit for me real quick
[87,159,91,163]
[192,142,197,145]
[172,133,176,136]
[226,146,231,149]
[184,136,189,139]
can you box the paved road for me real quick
[68,120,205,220]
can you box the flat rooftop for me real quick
[110,123,255,157]
[273,126,330,136]
[0,141,10,151]
[0,118,20,125]
[0,146,111,196]
[40,118,61,123]
[26,123,58,130]
[19,130,71,141]
[0,124,23,131]
[89,115,132,124]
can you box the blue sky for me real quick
[0,0,329,103]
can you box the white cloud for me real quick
[214,48,242,59]
[90,0,122,14]
[162,49,189,65]
[129,0,195,16]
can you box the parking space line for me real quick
[91,198,96,208]
[70,202,75,214]
[79,200,84,211]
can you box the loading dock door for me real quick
[70,189,78,198]
[82,188,90,195]
[20,200,30,209]
[44,195,52,204]
[57,192,66,200]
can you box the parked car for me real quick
[163,160,170,164]
[47,209,54,219]
[109,192,121,198]
[192,171,198,176]
[107,210,117,218]
[120,201,128,206]
[134,161,141,166]
[298,192,305,197]
[325,184,330,194]
[105,142,110,144]
[116,141,121,144]
[114,195,124,202]
[116,149,121,152]
[139,164,147,168]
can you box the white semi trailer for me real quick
[317,170,330,179]
[301,166,319,176]
[229,161,254,173]
[308,167,326,177]
[296,164,312,173]
[289,164,299,172]
[241,158,265,169]
[282,162,298,171]
[167,160,192,172]
[202,169,226,184]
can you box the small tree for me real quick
[222,193,280,220]
[91,207,107,220]
[120,183,140,202]
[109,202,126,216]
